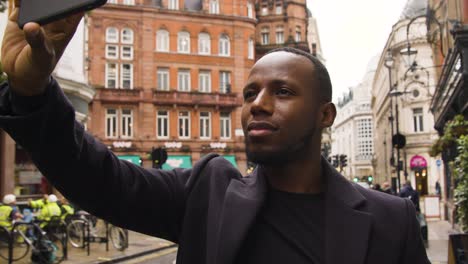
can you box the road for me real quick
[124,247,178,264]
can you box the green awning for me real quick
[222,155,237,168]
[118,155,141,165]
[162,155,192,170]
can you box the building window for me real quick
[178,111,190,139]
[121,63,133,89]
[261,6,268,15]
[178,31,190,53]
[106,27,119,43]
[199,112,211,139]
[123,0,135,5]
[276,26,284,44]
[295,26,301,42]
[219,71,231,93]
[198,33,211,55]
[413,108,424,132]
[219,34,230,56]
[248,38,254,59]
[121,28,134,44]
[261,27,269,45]
[106,45,118,59]
[178,70,191,92]
[169,0,178,10]
[106,63,118,88]
[120,109,133,138]
[108,0,117,3]
[275,4,282,14]
[157,68,170,91]
[156,29,169,52]
[121,46,133,60]
[247,2,253,18]
[105,109,118,138]
[220,112,231,139]
[199,71,211,93]
[157,110,169,138]
[356,118,373,160]
[209,0,219,14]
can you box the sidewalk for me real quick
[426,220,459,264]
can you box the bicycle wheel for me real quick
[66,220,86,248]
[47,233,65,264]
[0,229,30,262]
[0,228,10,261]
[109,226,127,251]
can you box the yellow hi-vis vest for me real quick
[0,205,13,229]
[38,202,61,222]
[60,204,74,220]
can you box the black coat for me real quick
[0,79,430,264]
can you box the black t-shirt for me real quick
[235,189,325,264]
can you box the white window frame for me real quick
[199,112,211,139]
[120,109,133,139]
[219,35,230,56]
[121,63,133,89]
[261,28,269,45]
[261,6,268,15]
[157,110,170,139]
[121,28,134,44]
[169,0,178,10]
[121,46,133,60]
[220,112,231,139]
[198,33,211,55]
[105,109,118,138]
[106,27,119,43]
[210,0,219,14]
[276,26,284,44]
[156,29,170,52]
[108,0,117,3]
[178,70,191,92]
[157,68,170,91]
[295,26,301,42]
[106,44,118,59]
[219,71,230,93]
[248,38,254,59]
[198,71,211,93]
[178,31,190,54]
[275,5,282,14]
[123,0,135,5]
[178,111,191,139]
[413,108,424,132]
[247,2,253,18]
[105,63,118,88]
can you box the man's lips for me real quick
[247,122,278,136]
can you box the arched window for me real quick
[275,25,284,44]
[261,27,269,45]
[178,31,190,53]
[121,28,134,44]
[106,27,119,43]
[219,34,230,56]
[156,29,170,52]
[198,33,211,55]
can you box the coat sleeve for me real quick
[0,79,212,242]
[400,198,431,263]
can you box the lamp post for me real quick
[383,50,397,191]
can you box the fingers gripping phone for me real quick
[18,0,107,29]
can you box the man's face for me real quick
[241,52,323,165]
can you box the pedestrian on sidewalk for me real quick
[0,6,429,263]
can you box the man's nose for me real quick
[250,89,273,115]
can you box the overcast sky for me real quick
[307,0,409,102]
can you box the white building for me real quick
[371,0,442,195]
[331,57,376,181]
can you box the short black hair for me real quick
[267,47,332,102]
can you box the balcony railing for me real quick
[153,90,242,107]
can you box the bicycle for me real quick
[67,211,128,254]
[0,221,66,264]
[0,225,29,262]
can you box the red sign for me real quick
[410,155,427,169]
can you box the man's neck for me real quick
[263,151,323,194]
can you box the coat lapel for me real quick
[209,166,267,264]
[323,158,373,264]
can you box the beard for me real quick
[245,124,319,166]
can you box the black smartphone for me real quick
[18,0,107,29]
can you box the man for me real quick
[399,181,421,212]
[0,194,23,230]
[0,4,429,264]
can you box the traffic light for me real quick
[151,147,168,169]
[353,177,359,183]
[367,176,373,183]
[339,154,348,168]
[332,155,339,168]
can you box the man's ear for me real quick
[320,102,336,128]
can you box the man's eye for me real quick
[243,90,257,100]
[276,88,292,96]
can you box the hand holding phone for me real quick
[18,0,107,29]
[1,1,84,96]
